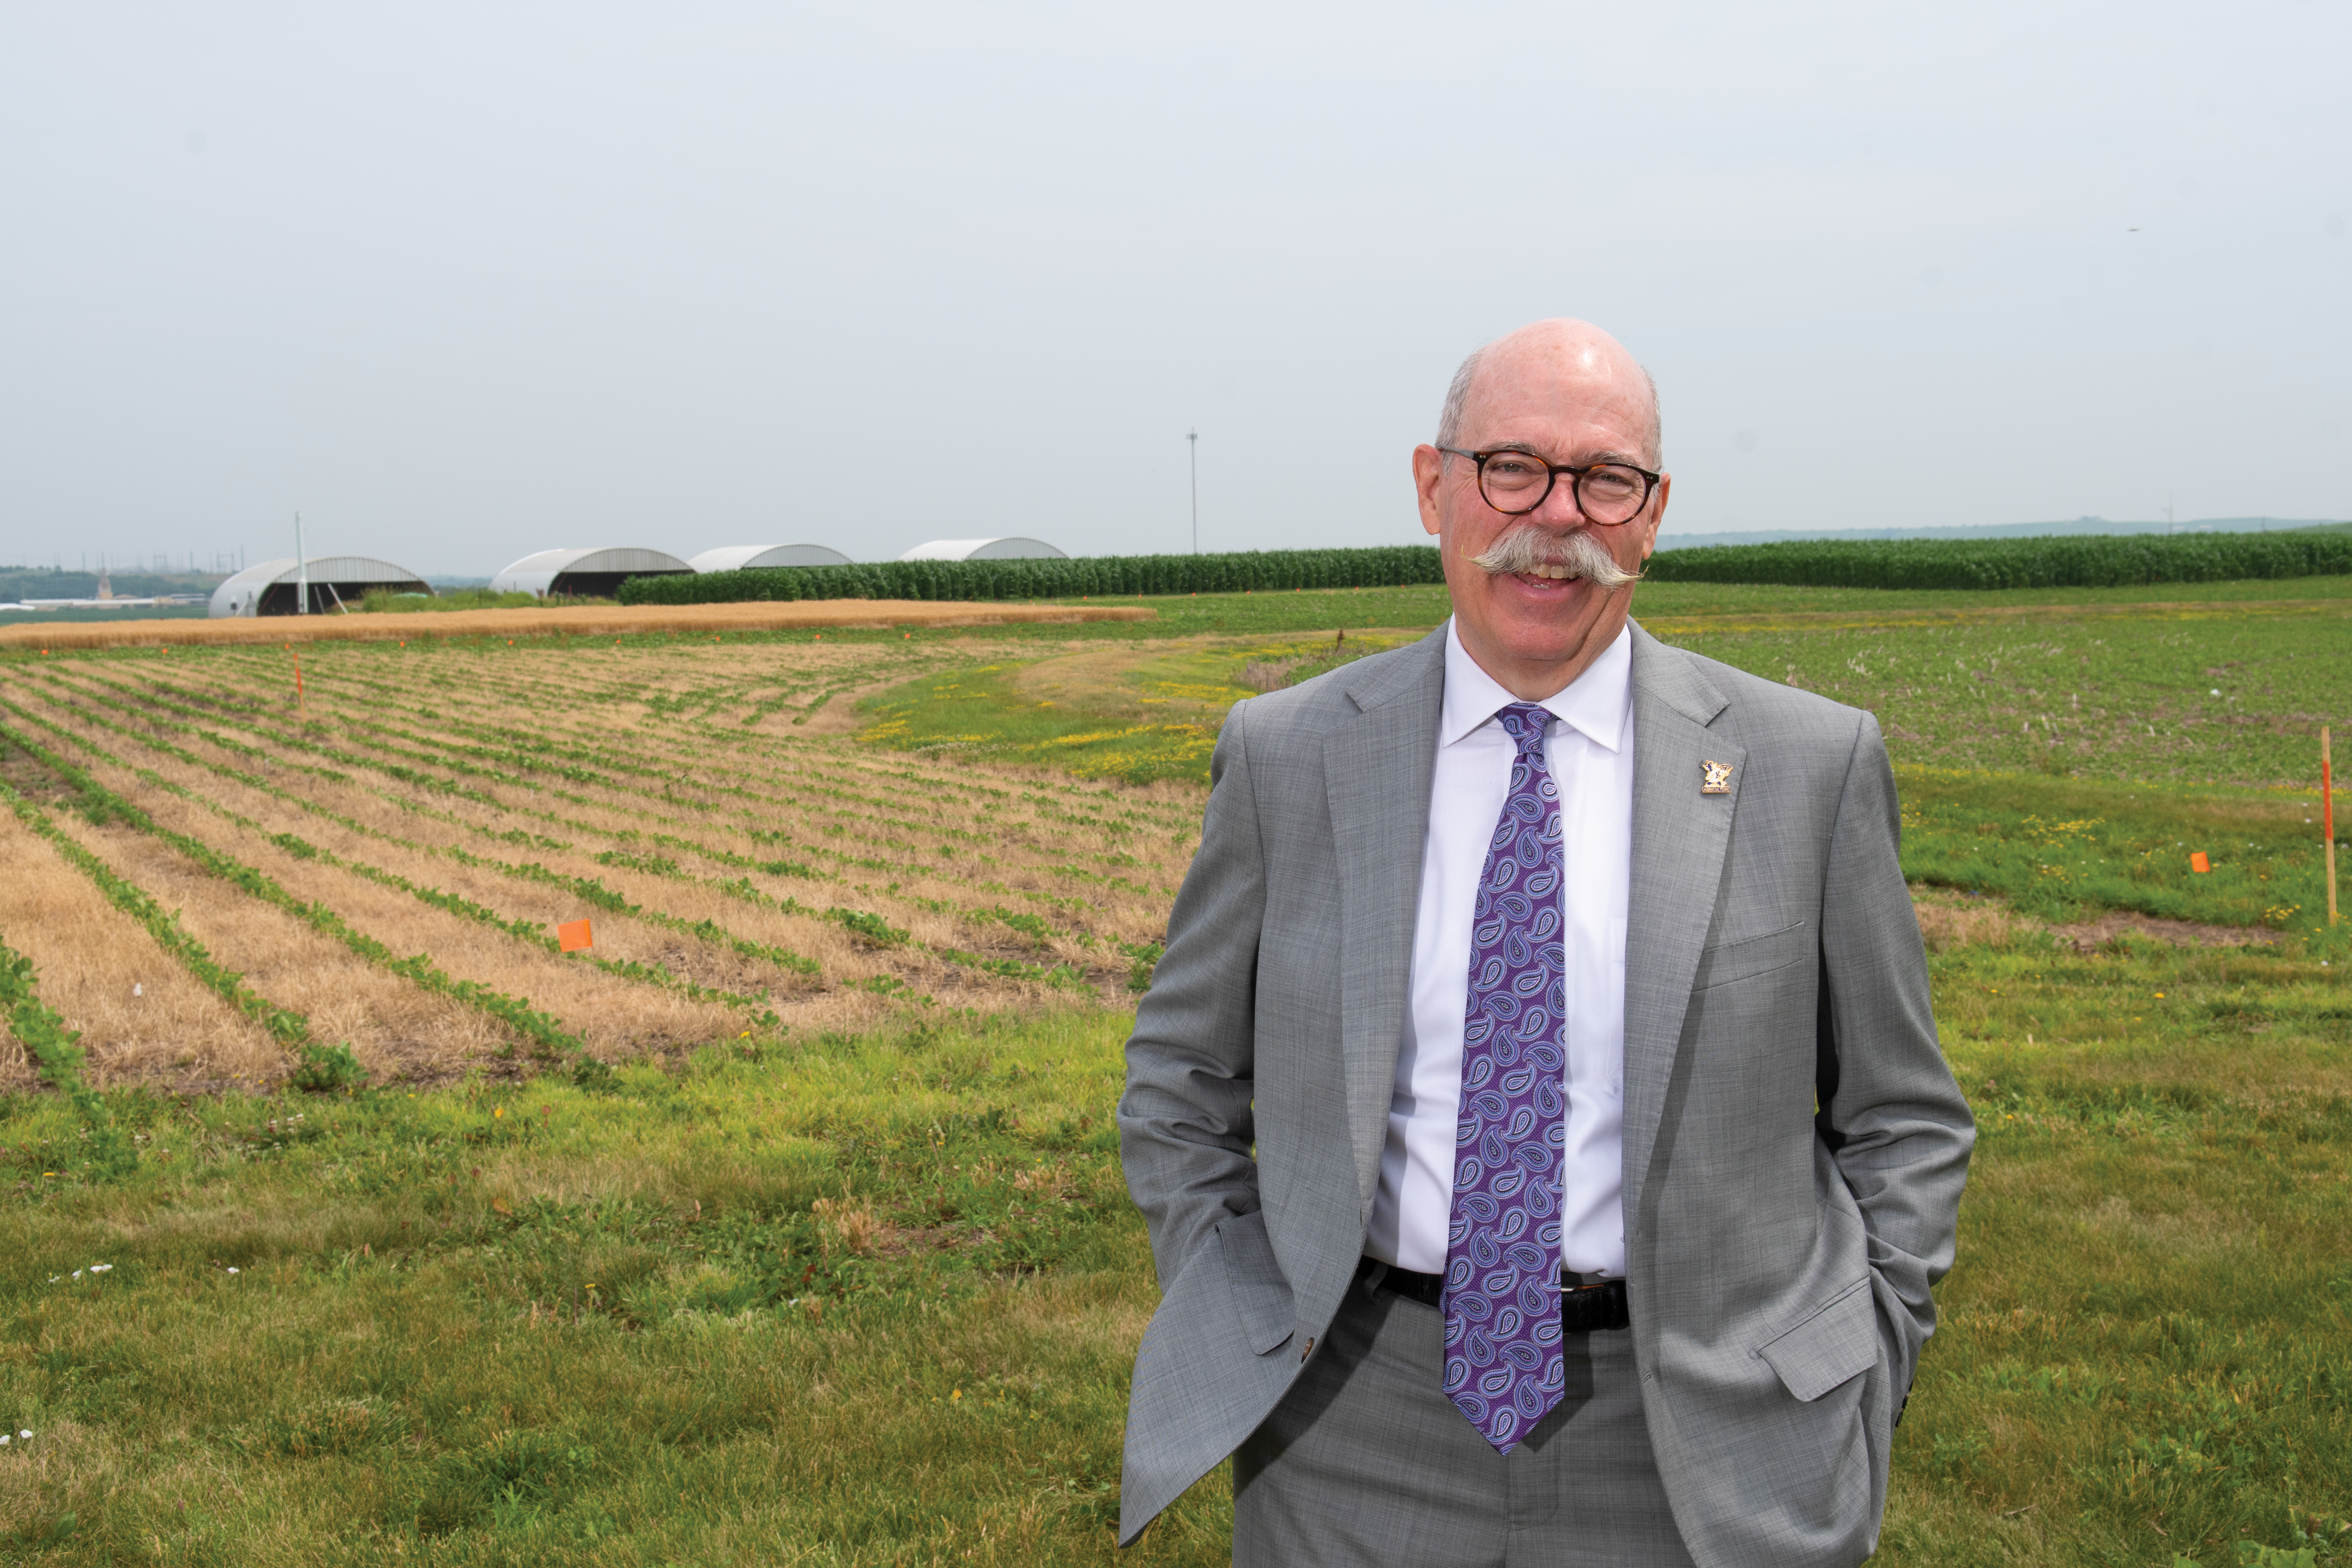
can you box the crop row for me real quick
[58,653,1185,923]
[14,672,1114,1007]
[1,628,1203,1086]
[0,714,594,1065]
[1642,530,2352,591]
[617,545,1448,605]
[34,670,1076,971]
[0,930,137,1174]
[99,652,1185,862]
[0,768,310,1048]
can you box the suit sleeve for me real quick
[1817,711,1976,1402]
[1118,698,1269,1289]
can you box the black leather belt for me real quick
[1364,1258,1631,1333]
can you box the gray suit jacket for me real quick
[1116,623,1974,1564]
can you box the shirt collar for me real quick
[1440,618,1632,754]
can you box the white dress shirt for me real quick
[1364,618,1634,1279]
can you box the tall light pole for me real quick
[1187,428,1198,555]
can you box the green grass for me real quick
[1897,771,2352,947]
[0,1010,1233,1565]
[1664,603,2351,788]
[1886,934,2352,1567]
[3,942,2347,1564]
[856,633,1405,785]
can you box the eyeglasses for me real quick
[1437,446,1661,524]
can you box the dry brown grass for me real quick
[1909,884,2042,952]
[0,599,1153,652]
[40,811,504,1087]
[0,803,276,1090]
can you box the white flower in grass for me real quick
[226,1267,240,1276]
[15,1431,26,1439]
[90,1264,112,1274]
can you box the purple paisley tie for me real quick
[1442,701,1568,1454]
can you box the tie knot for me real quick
[1494,703,1551,755]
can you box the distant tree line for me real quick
[0,567,226,601]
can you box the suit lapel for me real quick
[1621,625,1740,1220]
[1326,629,1446,1216]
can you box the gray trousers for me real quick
[1233,1271,1696,1568]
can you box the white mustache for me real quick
[1469,525,1642,589]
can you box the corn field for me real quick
[0,637,1196,1093]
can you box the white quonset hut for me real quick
[897,537,1068,562]
[687,544,854,573]
[488,547,693,599]
[208,557,432,618]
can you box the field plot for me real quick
[0,634,1205,1089]
[2,581,2348,1565]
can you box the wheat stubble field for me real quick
[1,583,2347,1567]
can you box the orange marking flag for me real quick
[2189,852,2210,874]
[557,919,594,952]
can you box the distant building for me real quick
[488,547,694,599]
[208,557,433,618]
[688,544,855,572]
[896,537,1068,562]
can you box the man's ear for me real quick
[1637,473,1671,560]
[1414,444,1446,537]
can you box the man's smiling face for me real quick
[1413,319,1669,701]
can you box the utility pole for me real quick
[1188,428,1199,555]
[294,512,310,614]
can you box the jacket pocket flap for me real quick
[1695,920,1811,990]
[1754,1278,1877,1402]
[1217,1213,1295,1356]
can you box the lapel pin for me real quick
[1701,760,1734,794]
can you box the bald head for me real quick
[1436,319,1662,468]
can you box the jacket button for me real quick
[1300,1338,1314,1361]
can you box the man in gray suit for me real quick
[1117,318,1974,1565]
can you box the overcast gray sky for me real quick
[3,1,2346,575]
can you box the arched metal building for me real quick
[687,544,855,572]
[489,547,694,599]
[896,537,1068,562]
[208,556,433,618]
